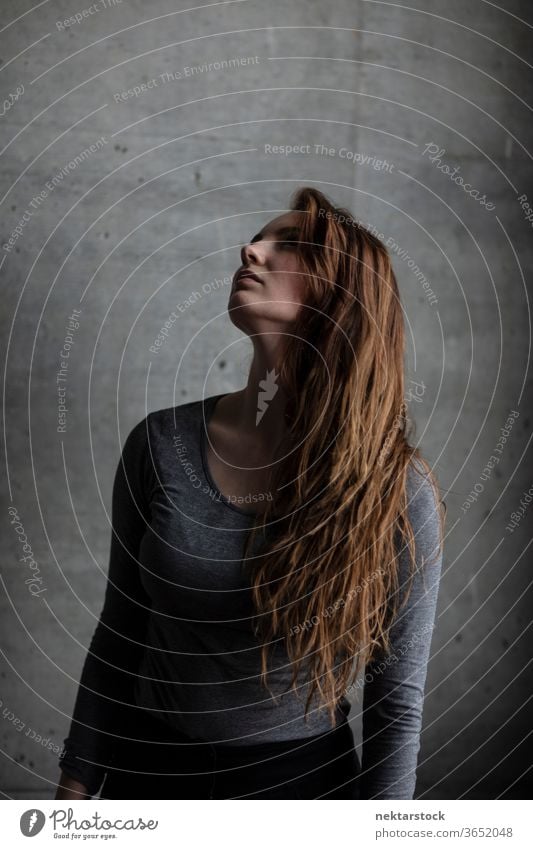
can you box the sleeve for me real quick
[58,416,153,797]
[360,463,444,799]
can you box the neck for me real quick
[236,337,289,451]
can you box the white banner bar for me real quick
[2,799,529,848]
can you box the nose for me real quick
[241,240,262,266]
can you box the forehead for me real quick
[262,210,306,233]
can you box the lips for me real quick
[235,269,262,285]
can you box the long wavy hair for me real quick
[240,185,446,726]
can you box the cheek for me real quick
[290,272,309,305]
[282,259,308,302]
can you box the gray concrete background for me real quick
[1,0,532,799]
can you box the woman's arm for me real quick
[55,416,153,798]
[55,771,90,800]
[360,463,444,799]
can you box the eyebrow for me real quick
[249,226,300,243]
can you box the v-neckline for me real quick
[199,393,259,518]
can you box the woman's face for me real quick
[228,211,309,335]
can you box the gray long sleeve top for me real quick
[59,392,444,799]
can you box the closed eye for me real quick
[249,227,300,246]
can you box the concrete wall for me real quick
[1,0,531,799]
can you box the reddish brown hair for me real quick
[242,186,445,725]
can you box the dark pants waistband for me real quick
[109,705,359,776]
[103,709,360,799]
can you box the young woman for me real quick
[55,186,445,800]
